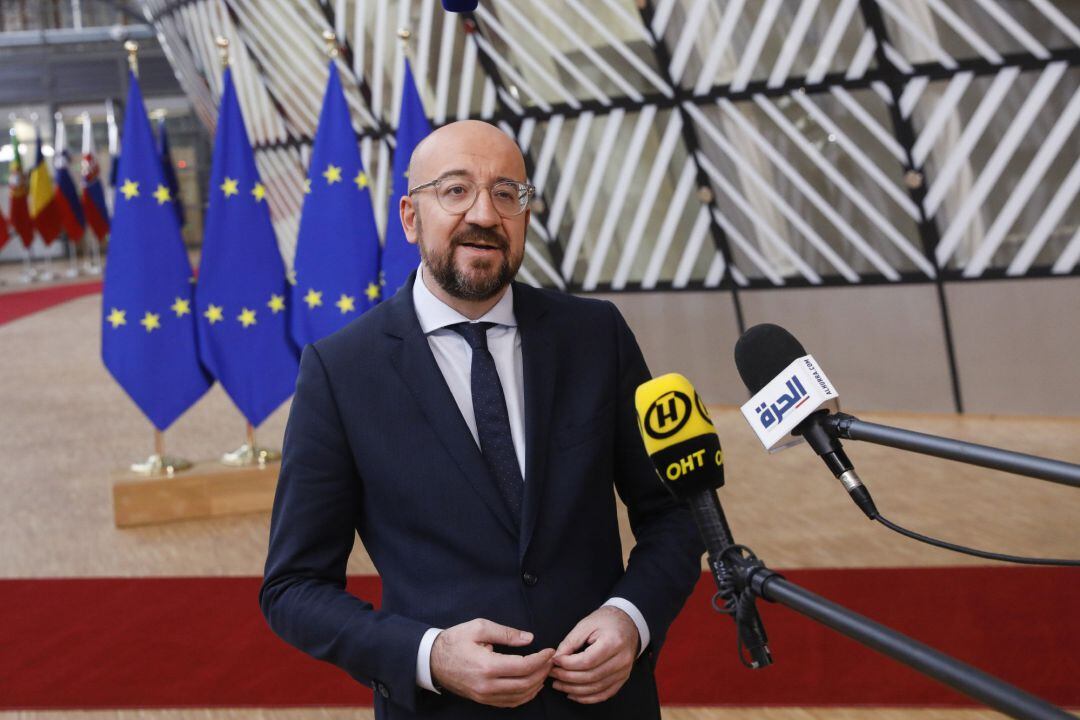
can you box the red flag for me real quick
[8,134,33,248]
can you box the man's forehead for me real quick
[410,121,525,180]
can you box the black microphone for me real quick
[635,373,772,668]
[734,324,878,519]
[442,0,479,11]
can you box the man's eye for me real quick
[493,187,516,201]
[443,184,469,196]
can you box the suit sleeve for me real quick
[259,344,430,711]
[603,302,705,655]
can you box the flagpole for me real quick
[80,112,103,275]
[120,38,194,478]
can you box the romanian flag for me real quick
[28,129,62,245]
[53,118,85,242]
[8,132,33,249]
[80,114,110,241]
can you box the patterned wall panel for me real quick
[138,0,1080,290]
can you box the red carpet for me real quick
[1,568,1076,710]
[0,280,102,326]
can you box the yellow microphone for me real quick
[635,372,724,499]
[635,373,773,668]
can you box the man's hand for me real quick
[430,619,554,708]
[550,606,639,704]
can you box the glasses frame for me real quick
[407,176,536,218]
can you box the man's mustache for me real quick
[451,227,508,251]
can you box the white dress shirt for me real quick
[410,267,649,692]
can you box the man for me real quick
[260,120,703,718]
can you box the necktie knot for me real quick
[450,321,495,351]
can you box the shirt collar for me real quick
[412,264,517,334]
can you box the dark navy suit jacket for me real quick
[260,276,703,718]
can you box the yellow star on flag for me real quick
[303,289,323,309]
[170,297,191,317]
[323,164,342,185]
[354,171,369,190]
[286,269,298,286]
[238,308,257,328]
[221,177,239,197]
[336,293,356,314]
[106,308,126,328]
[267,294,286,314]
[365,282,381,302]
[303,178,311,195]
[153,184,172,204]
[120,179,139,200]
[204,304,224,324]
[252,183,266,201]
[140,311,161,333]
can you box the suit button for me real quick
[522,571,538,586]
[378,682,390,698]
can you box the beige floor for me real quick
[2,291,1078,719]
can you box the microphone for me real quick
[442,0,479,11]
[635,373,772,668]
[734,324,878,519]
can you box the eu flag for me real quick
[196,68,299,427]
[290,62,381,348]
[156,118,185,229]
[382,59,431,295]
[101,72,211,430]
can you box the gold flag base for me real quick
[220,443,281,468]
[129,453,194,476]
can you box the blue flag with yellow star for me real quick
[101,72,211,430]
[156,118,185,229]
[290,62,381,347]
[196,68,299,427]
[382,59,431,296]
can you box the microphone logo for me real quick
[643,390,692,440]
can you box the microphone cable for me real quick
[873,513,1080,567]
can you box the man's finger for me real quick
[548,650,621,685]
[481,647,555,679]
[471,619,534,647]
[552,635,616,671]
[554,621,594,657]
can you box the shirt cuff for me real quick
[603,597,650,657]
[416,627,444,693]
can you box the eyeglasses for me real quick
[407,177,535,218]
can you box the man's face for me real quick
[401,122,530,302]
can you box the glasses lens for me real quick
[491,182,528,217]
[436,179,478,213]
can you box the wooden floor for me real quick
[2,290,1078,719]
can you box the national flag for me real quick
[53,118,86,242]
[80,114,111,241]
[8,132,33,249]
[290,61,381,348]
[196,68,298,427]
[0,203,8,252]
[101,71,211,431]
[156,118,185,229]
[382,58,432,296]
[28,128,62,245]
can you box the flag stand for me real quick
[221,422,281,467]
[64,237,81,278]
[39,252,56,282]
[19,250,36,283]
[84,235,102,275]
[129,429,193,476]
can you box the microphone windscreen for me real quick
[734,323,807,394]
[442,0,479,10]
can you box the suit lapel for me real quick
[514,283,556,560]
[384,275,518,539]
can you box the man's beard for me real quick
[418,217,521,302]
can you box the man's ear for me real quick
[400,195,419,245]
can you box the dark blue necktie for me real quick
[450,322,523,525]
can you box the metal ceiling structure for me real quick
[140,0,1080,295]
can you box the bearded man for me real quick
[261,120,703,719]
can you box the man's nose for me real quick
[464,186,501,227]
